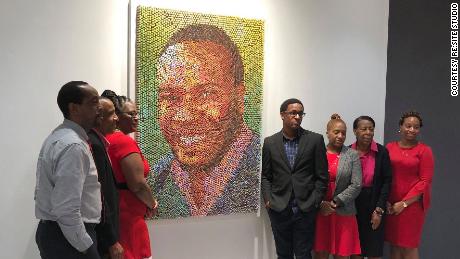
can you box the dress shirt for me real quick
[351,140,377,187]
[35,119,101,252]
[283,132,300,169]
[283,131,300,210]
[169,125,256,216]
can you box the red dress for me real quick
[385,142,434,248]
[314,152,361,256]
[106,131,151,259]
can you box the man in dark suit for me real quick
[261,98,329,259]
[88,97,124,259]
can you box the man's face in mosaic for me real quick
[157,40,245,170]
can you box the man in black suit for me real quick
[261,98,329,259]
[88,97,124,259]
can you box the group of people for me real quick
[34,79,434,259]
[35,81,155,259]
[262,98,434,259]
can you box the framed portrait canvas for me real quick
[129,3,264,220]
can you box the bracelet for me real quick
[373,207,384,216]
[373,210,383,217]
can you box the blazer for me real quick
[88,129,120,253]
[332,145,362,215]
[261,128,329,212]
[350,143,392,210]
[153,132,260,218]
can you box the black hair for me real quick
[353,115,376,129]
[57,81,89,119]
[280,98,303,113]
[399,110,423,127]
[100,90,131,114]
[327,113,346,131]
[159,24,244,85]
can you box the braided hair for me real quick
[327,113,346,130]
[101,90,131,114]
[399,110,423,127]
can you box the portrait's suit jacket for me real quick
[153,132,260,218]
[261,128,329,212]
[333,146,362,215]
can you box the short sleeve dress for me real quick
[313,152,361,256]
[106,131,151,259]
[385,142,434,248]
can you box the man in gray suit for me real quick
[261,98,329,259]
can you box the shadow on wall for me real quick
[22,225,40,259]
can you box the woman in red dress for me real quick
[385,111,434,259]
[103,90,158,259]
[314,114,362,259]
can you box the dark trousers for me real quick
[36,220,101,259]
[355,187,385,257]
[268,205,317,259]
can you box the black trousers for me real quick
[355,187,385,257]
[36,220,101,259]
[268,205,317,259]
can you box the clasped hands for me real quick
[319,200,337,216]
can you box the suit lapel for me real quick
[373,144,382,186]
[292,129,308,170]
[275,131,292,170]
[335,146,348,183]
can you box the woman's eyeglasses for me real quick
[120,111,139,118]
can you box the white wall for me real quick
[0,0,388,258]
[0,1,127,258]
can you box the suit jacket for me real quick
[350,143,392,210]
[332,146,362,215]
[153,131,260,219]
[88,129,119,254]
[261,128,329,212]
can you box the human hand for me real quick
[145,199,158,218]
[370,211,382,230]
[319,201,335,216]
[386,201,394,215]
[331,200,338,208]
[265,200,270,209]
[108,242,124,259]
[392,201,406,215]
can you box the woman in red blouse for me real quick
[102,90,157,259]
[385,111,434,259]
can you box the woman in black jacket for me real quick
[350,116,392,259]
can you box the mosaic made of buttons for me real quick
[135,6,264,219]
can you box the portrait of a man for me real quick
[135,7,264,219]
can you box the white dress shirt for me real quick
[35,119,101,252]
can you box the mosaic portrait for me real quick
[135,6,264,219]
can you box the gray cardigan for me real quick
[332,146,362,215]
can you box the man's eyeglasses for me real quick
[284,111,306,118]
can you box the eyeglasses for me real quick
[120,111,139,118]
[284,111,306,117]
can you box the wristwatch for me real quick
[374,207,384,216]
[402,201,408,208]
